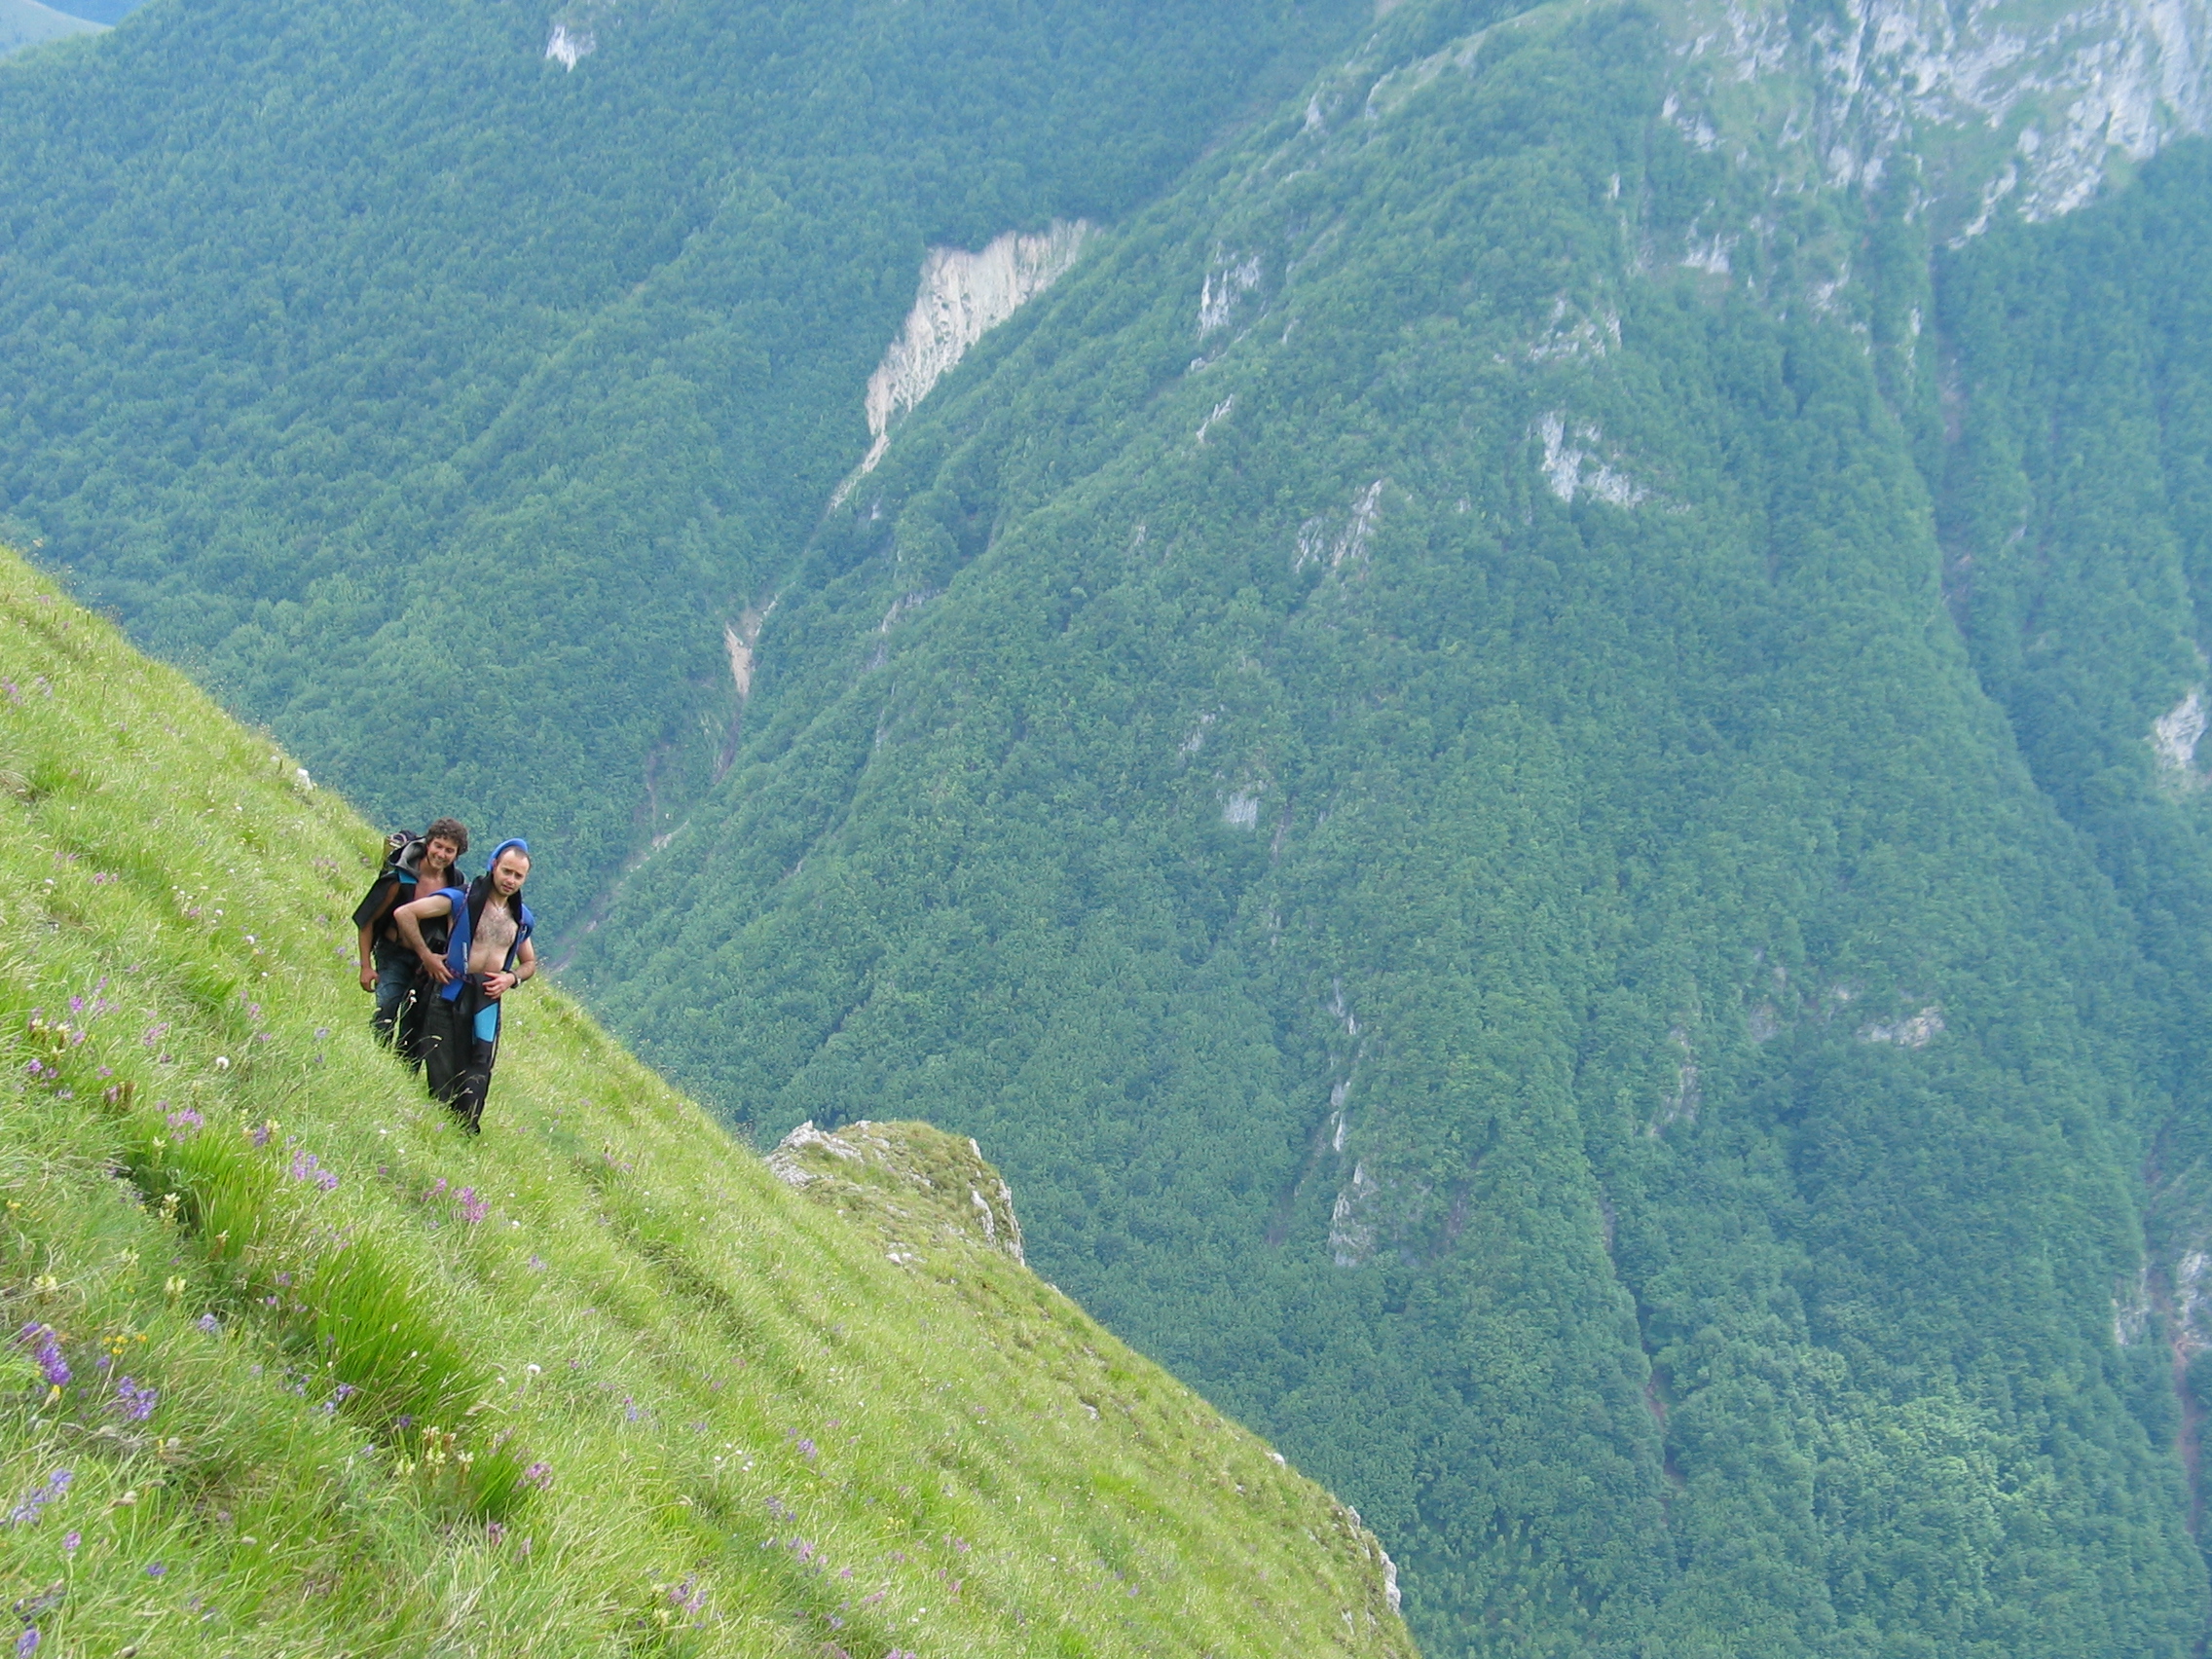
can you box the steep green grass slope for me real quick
[0,0,1365,925]
[0,0,98,59]
[0,544,1412,1657]
[571,0,2212,1650]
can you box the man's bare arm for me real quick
[357,881,404,990]
[392,894,457,985]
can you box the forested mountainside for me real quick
[565,0,2212,1651]
[0,547,1411,1656]
[16,0,2212,1652]
[0,0,1364,925]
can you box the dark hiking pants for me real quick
[423,975,501,1133]
[371,941,414,1047]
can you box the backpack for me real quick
[350,833,458,951]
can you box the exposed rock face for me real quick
[1671,0,2212,233]
[858,221,1091,475]
[2154,686,2207,777]
[1536,414,1645,507]
[1861,1004,1946,1047]
[768,1119,1025,1265]
[544,21,593,68]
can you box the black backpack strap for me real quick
[350,871,402,933]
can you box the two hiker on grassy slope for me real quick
[352,817,470,1060]
[393,838,537,1134]
[352,825,537,1133]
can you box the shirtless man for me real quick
[393,838,536,1133]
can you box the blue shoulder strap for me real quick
[439,891,533,1000]
[438,886,472,1002]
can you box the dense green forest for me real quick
[13,0,2212,1650]
[567,1,2212,1650]
[0,0,1365,923]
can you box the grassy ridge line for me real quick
[0,544,1412,1658]
[0,0,99,59]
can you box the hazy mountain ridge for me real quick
[0,0,99,59]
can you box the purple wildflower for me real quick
[459,1187,487,1224]
[67,997,82,1015]
[250,1122,273,1149]
[17,1627,38,1657]
[521,1460,553,1491]
[283,1150,339,1192]
[166,1106,204,1136]
[487,1522,505,1545]
[668,1573,705,1614]
[61,1531,79,1552]
[6,1468,71,1525]
[196,1314,219,1334]
[796,1438,817,1460]
[528,1254,546,1272]
[111,1377,158,1422]
[16,1323,68,1387]
[145,1562,166,1578]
